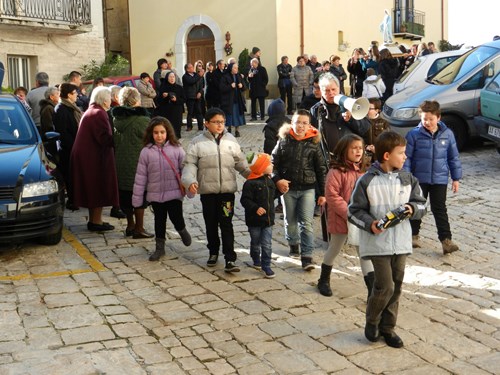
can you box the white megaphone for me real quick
[334,95,370,120]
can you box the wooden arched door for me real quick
[186,25,215,66]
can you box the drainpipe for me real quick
[300,0,304,55]
[441,0,446,41]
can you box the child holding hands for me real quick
[132,117,192,261]
[241,153,277,278]
[349,131,426,348]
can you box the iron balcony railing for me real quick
[0,0,91,25]
[393,7,425,36]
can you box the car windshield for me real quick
[397,58,422,83]
[0,103,37,144]
[430,46,499,85]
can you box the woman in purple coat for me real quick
[70,87,119,232]
[133,117,192,261]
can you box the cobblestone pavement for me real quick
[0,121,499,374]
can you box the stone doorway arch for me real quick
[174,14,223,75]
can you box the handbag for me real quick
[160,148,194,198]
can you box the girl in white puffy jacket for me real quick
[362,68,386,99]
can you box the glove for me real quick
[376,205,411,230]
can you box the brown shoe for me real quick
[442,238,459,254]
[412,235,421,248]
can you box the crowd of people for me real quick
[14,38,462,349]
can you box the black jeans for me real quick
[251,96,265,120]
[151,200,185,240]
[200,193,236,261]
[366,254,407,334]
[279,84,293,114]
[186,98,204,130]
[410,183,451,241]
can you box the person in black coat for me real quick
[53,83,82,210]
[182,63,204,130]
[219,63,246,136]
[347,48,367,98]
[156,71,185,138]
[248,58,269,121]
[277,56,293,115]
[378,48,400,102]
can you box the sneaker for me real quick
[314,205,321,217]
[251,257,261,269]
[412,235,421,248]
[207,255,218,267]
[442,238,459,254]
[262,266,275,279]
[301,257,315,271]
[224,261,240,273]
[289,244,300,259]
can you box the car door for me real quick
[481,71,500,120]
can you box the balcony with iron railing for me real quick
[393,7,425,41]
[0,0,92,33]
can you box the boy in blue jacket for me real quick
[404,100,462,254]
[349,131,426,348]
[240,153,276,278]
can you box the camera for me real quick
[376,205,410,230]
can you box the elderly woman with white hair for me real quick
[71,86,119,232]
[112,87,153,238]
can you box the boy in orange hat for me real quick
[240,153,277,278]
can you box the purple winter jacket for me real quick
[132,142,185,207]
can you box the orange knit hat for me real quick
[247,152,272,179]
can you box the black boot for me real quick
[364,272,375,301]
[178,228,192,246]
[318,263,333,296]
[149,238,165,261]
[289,244,300,258]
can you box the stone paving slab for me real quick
[0,122,499,373]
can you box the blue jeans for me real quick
[248,226,273,267]
[281,189,315,257]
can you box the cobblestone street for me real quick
[0,121,499,374]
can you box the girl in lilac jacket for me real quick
[133,117,192,261]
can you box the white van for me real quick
[394,50,466,94]
[382,40,500,150]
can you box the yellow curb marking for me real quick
[0,228,106,281]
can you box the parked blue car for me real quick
[0,94,64,245]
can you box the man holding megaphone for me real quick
[311,73,371,165]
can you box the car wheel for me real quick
[38,228,63,245]
[442,115,467,151]
[497,147,500,155]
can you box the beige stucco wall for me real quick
[129,0,447,93]
[0,0,105,90]
[129,0,278,78]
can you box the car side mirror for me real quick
[42,131,60,142]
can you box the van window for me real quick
[485,72,500,93]
[431,46,500,85]
[459,56,500,91]
[428,56,459,77]
[397,58,422,83]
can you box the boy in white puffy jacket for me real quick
[182,108,250,272]
[349,131,426,349]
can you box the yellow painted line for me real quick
[62,228,107,272]
[0,228,106,281]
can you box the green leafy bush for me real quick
[63,53,130,81]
